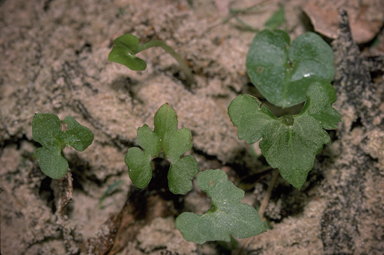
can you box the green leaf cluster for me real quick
[32,113,94,179]
[126,104,266,243]
[32,28,341,245]
[246,29,335,108]
[125,103,199,194]
[176,169,266,244]
[228,81,341,188]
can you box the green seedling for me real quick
[228,81,341,189]
[246,29,335,107]
[99,180,124,209]
[176,169,266,244]
[32,113,94,179]
[125,103,199,194]
[108,34,195,85]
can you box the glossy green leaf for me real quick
[246,29,335,107]
[228,81,341,189]
[108,34,147,71]
[175,169,266,244]
[125,103,199,194]
[32,113,94,179]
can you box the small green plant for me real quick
[126,104,266,242]
[32,113,94,179]
[108,34,195,85]
[99,180,124,209]
[228,29,341,189]
[229,81,341,189]
[176,169,266,244]
[125,103,199,194]
[246,29,335,107]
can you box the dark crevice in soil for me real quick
[148,158,185,213]
[0,134,33,151]
[350,117,363,131]
[39,177,56,213]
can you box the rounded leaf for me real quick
[32,113,64,151]
[137,124,162,156]
[108,34,147,71]
[125,147,152,188]
[168,155,199,194]
[246,29,335,107]
[108,45,147,71]
[113,34,140,50]
[35,147,68,179]
[63,116,94,151]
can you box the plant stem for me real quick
[134,40,195,85]
[258,168,279,221]
[237,168,278,255]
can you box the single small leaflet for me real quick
[32,113,94,179]
[108,33,195,85]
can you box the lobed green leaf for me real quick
[175,169,266,244]
[125,103,199,194]
[228,81,341,189]
[32,113,94,179]
[246,29,335,107]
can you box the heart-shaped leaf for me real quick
[228,81,341,189]
[32,114,94,179]
[108,34,147,71]
[246,29,335,107]
[125,103,199,194]
[175,169,266,244]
